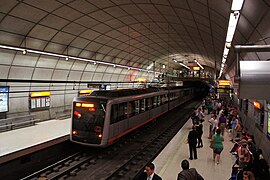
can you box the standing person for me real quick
[196,119,203,148]
[191,108,198,125]
[231,116,239,142]
[177,159,204,180]
[135,162,162,180]
[188,126,198,160]
[196,107,205,120]
[201,99,206,113]
[210,129,224,164]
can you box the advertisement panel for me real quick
[0,86,9,112]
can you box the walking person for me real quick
[177,159,204,180]
[211,114,218,136]
[208,113,215,139]
[210,129,224,164]
[188,125,198,160]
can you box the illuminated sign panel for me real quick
[218,80,230,86]
[0,86,9,112]
[215,87,233,94]
[193,66,200,71]
[135,77,147,82]
[31,92,51,97]
[79,90,92,94]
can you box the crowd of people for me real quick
[136,93,270,180]
[202,95,269,180]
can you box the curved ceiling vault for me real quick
[0,0,269,80]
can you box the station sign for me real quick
[193,66,200,71]
[79,89,92,94]
[215,87,233,94]
[87,83,100,88]
[218,80,230,86]
[30,91,50,110]
[30,91,51,97]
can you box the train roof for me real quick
[89,86,191,98]
[90,88,160,98]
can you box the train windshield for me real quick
[72,98,107,144]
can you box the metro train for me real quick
[70,86,203,147]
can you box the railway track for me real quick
[20,100,200,180]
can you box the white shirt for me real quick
[147,173,154,180]
[212,119,218,131]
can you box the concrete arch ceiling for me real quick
[0,0,269,81]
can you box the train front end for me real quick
[70,96,107,147]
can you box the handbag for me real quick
[184,138,188,144]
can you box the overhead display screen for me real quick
[0,86,9,112]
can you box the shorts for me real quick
[213,147,223,154]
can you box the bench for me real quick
[55,109,71,120]
[0,114,40,132]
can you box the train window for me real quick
[169,93,172,102]
[180,91,183,97]
[163,95,167,104]
[166,94,169,103]
[110,104,118,124]
[135,100,140,114]
[146,98,152,110]
[172,93,175,100]
[152,96,157,108]
[157,96,161,106]
[118,102,128,121]
[128,101,136,117]
[140,99,146,112]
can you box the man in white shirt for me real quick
[135,162,162,180]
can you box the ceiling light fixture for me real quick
[179,63,190,70]
[194,59,204,69]
[22,49,27,55]
[231,0,244,11]
[0,44,163,75]
[219,0,244,79]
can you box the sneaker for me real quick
[189,157,193,160]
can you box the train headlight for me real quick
[98,134,102,138]
[72,130,78,135]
